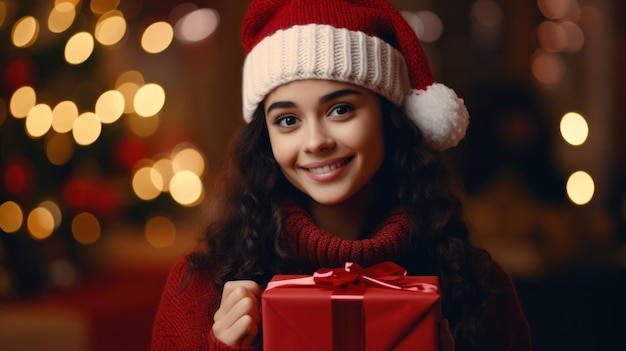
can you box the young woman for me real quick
[151,0,532,350]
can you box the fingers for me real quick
[212,280,262,346]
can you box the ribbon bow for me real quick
[266,261,438,293]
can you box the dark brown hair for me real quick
[190,97,495,349]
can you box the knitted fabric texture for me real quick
[241,0,470,150]
[151,207,533,350]
[280,203,411,268]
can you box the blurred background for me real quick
[0,0,624,350]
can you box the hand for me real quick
[439,318,455,351]
[212,280,262,346]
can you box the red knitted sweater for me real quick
[151,204,531,350]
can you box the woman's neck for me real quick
[307,182,377,240]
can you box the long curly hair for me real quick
[190,97,496,349]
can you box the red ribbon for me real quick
[266,261,438,293]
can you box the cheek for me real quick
[268,132,297,169]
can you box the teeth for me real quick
[308,160,346,174]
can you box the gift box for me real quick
[261,262,440,351]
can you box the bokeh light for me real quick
[52,100,79,133]
[145,216,177,248]
[566,171,595,205]
[152,158,174,192]
[65,31,95,64]
[48,1,76,34]
[27,207,55,240]
[537,0,571,20]
[537,20,567,53]
[559,21,585,53]
[11,16,39,48]
[403,11,443,43]
[45,132,75,165]
[141,21,174,54]
[90,0,120,15]
[0,2,7,29]
[72,112,102,145]
[71,212,101,244]
[134,83,165,117]
[40,200,62,230]
[531,50,565,85]
[25,103,53,138]
[126,113,160,137]
[560,112,589,146]
[116,82,140,114]
[95,90,125,124]
[95,10,126,46]
[174,8,220,43]
[172,144,206,176]
[169,170,203,206]
[0,201,23,233]
[116,70,145,86]
[133,165,162,201]
[471,0,503,27]
[9,86,36,119]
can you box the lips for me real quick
[306,159,348,174]
[301,157,352,178]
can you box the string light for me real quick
[560,112,588,146]
[65,31,95,64]
[1,0,215,249]
[95,90,125,124]
[134,83,166,117]
[45,132,75,165]
[72,112,102,146]
[174,8,220,43]
[26,207,55,240]
[51,100,79,133]
[94,10,126,46]
[25,104,53,138]
[0,201,23,233]
[170,170,204,206]
[133,165,162,201]
[141,21,174,54]
[9,86,36,118]
[11,16,39,48]
[566,171,595,205]
[48,1,77,34]
[71,212,101,245]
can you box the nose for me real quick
[303,120,335,154]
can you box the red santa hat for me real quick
[241,0,469,150]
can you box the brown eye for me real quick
[275,115,299,127]
[329,104,354,117]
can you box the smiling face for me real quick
[264,79,385,206]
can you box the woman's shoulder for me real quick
[161,252,219,300]
[153,253,223,349]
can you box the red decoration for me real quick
[2,157,34,197]
[4,56,37,91]
[62,177,125,219]
[113,136,151,172]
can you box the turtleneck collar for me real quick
[280,203,412,270]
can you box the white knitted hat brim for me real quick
[242,24,411,122]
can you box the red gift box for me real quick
[261,262,440,351]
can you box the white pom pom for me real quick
[403,83,470,150]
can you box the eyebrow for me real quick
[266,88,363,115]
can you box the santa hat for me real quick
[241,0,469,150]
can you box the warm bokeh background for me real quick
[0,0,624,350]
